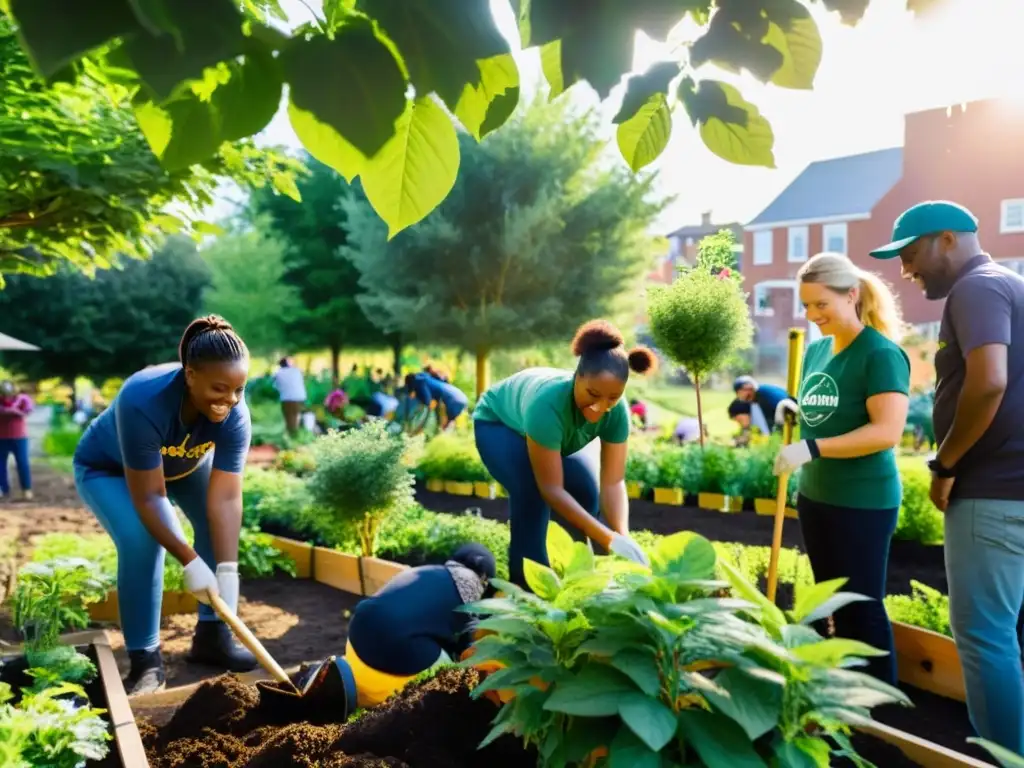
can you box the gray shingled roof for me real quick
[746,147,903,227]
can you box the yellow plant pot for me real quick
[698,492,743,513]
[425,478,445,492]
[89,590,198,623]
[653,487,684,506]
[445,480,474,496]
[626,481,642,499]
[474,481,497,499]
[754,497,799,519]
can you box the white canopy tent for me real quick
[0,332,40,351]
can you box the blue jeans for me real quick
[945,498,1024,754]
[0,438,31,494]
[797,495,899,685]
[73,461,219,652]
[474,420,601,589]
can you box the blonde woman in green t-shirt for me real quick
[473,320,655,589]
[773,252,911,684]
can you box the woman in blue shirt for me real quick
[405,371,468,431]
[73,315,257,695]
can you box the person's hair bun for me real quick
[628,347,657,375]
[571,319,624,357]
[198,314,234,332]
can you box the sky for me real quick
[227,0,1024,235]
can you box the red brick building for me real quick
[742,98,1024,373]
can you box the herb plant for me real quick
[0,682,110,767]
[463,523,909,767]
[11,558,111,651]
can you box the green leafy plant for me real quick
[0,682,111,767]
[883,581,950,637]
[647,231,754,447]
[699,442,745,496]
[894,458,943,545]
[238,527,297,579]
[24,645,97,693]
[625,445,660,489]
[11,558,111,651]
[968,738,1024,768]
[242,466,313,530]
[464,522,909,766]
[41,425,82,458]
[4,0,935,242]
[308,420,419,556]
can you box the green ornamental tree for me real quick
[341,97,667,397]
[200,222,302,360]
[647,229,753,447]
[0,235,211,385]
[307,420,419,557]
[0,17,303,284]
[3,0,936,242]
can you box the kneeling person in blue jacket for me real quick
[344,543,496,706]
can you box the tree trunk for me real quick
[392,337,403,378]
[330,343,341,387]
[475,346,490,399]
[694,374,705,450]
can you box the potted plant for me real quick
[625,444,659,499]
[647,230,753,448]
[696,443,745,512]
[652,445,686,505]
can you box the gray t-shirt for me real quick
[934,254,1024,500]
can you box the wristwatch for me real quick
[928,457,956,478]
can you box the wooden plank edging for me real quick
[91,630,149,768]
[892,620,966,702]
[857,721,994,767]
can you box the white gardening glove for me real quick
[216,561,240,615]
[774,441,814,476]
[608,533,650,567]
[774,398,799,426]
[183,557,219,605]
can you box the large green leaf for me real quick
[539,40,564,98]
[763,2,823,90]
[357,0,509,110]
[118,0,247,102]
[702,667,782,740]
[282,16,407,159]
[714,558,787,631]
[542,663,637,716]
[773,737,831,768]
[689,0,783,83]
[677,709,768,768]
[619,692,678,751]
[679,78,775,168]
[968,738,1024,768]
[616,94,671,173]
[288,104,366,183]
[614,60,681,124]
[135,96,219,171]
[213,50,283,142]
[610,648,661,696]
[650,531,717,581]
[523,559,562,600]
[800,592,872,625]
[609,723,662,768]
[792,577,846,623]
[791,638,887,667]
[9,0,143,79]
[545,522,576,576]
[454,53,520,140]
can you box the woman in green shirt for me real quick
[773,252,911,684]
[473,320,654,588]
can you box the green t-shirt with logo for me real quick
[473,367,630,456]
[797,327,911,510]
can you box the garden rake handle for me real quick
[208,592,292,686]
[766,474,789,603]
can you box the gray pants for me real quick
[945,498,1024,753]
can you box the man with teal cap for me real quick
[872,200,1024,753]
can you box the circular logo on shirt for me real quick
[799,372,839,427]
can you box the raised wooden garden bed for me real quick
[89,590,198,623]
[698,491,743,513]
[892,620,966,702]
[1,629,146,768]
[753,497,799,519]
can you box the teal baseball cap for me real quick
[869,200,978,259]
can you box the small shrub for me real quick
[274,447,317,477]
[653,444,687,488]
[625,445,659,487]
[242,467,311,530]
[884,580,951,636]
[700,442,744,495]
[42,425,81,458]
[237,528,297,578]
[895,458,943,544]
[308,421,418,556]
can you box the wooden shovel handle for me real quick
[208,592,291,684]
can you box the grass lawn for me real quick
[629,382,737,440]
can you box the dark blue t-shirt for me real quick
[74,363,251,482]
[411,373,467,411]
[348,565,472,675]
[755,383,789,426]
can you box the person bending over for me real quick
[73,316,258,695]
[472,319,653,590]
[405,371,468,431]
[344,543,495,707]
[773,253,910,685]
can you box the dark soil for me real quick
[143,666,536,768]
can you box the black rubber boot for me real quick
[124,648,166,696]
[186,619,258,672]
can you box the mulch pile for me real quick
[142,666,535,768]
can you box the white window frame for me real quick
[1001,199,1024,234]
[753,279,801,319]
[787,225,809,263]
[753,283,775,317]
[753,230,773,266]
[822,222,848,255]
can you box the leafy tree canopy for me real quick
[341,96,668,394]
[199,220,302,360]
[246,155,393,381]
[0,16,303,285]
[0,236,211,383]
[3,0,935,241]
